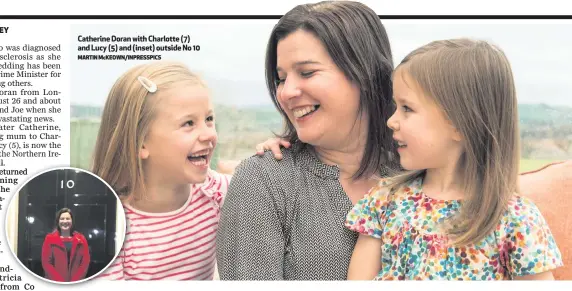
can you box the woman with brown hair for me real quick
[216,1,399,280]
[41,208,90,282]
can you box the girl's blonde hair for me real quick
[386,38,520,246]
[91,61,206,202]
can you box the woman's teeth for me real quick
[293,105,318,118]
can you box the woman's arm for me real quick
[71,235,90,281]
[216,159,286,280]
[347,234,382,280]
[41,235,65,281]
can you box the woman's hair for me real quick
[54,208,75,234]
[386,38,520,246]
[91,61,206,202]
[264,1,399,179]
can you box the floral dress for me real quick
[345,177,563,280]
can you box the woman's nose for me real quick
[278,77,301,102]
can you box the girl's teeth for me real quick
[190,150,209,157]
[190,159,207,166]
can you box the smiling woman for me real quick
[41,208,90,282]
[216,1,399,280]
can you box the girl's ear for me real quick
[445,118,462,142]
[139,144,150,159]
[452,127,462,142]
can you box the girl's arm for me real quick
[514,271,554,280]
[345,179,391,281]
[347,234,382,280]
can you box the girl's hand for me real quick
[255,137,291,160]
[347,234,382,280]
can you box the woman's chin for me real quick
[296,131,320,146]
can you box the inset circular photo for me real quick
[4,167,126,284]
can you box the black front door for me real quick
[17,168,119,280]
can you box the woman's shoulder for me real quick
[252,144,298,165]
[45,230,58,239]
[223,143,308,211]
[233,144,301,178]
[72,231,88,240]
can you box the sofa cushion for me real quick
[518,161,571,280]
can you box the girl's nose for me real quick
[199,124,218,145]
[387,112,399,131]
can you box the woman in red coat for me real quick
[41,208,90,282]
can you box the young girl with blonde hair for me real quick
[92,61,281,280]
[345,38,563,280]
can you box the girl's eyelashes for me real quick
[391,101,411,112]
[183,116,214,127]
